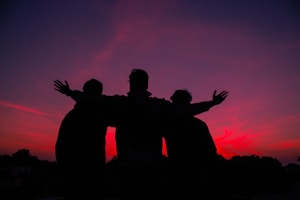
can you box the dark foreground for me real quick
[1,151,300,200]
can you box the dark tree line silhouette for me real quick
[0,149,63,199]
[0,149,300,199]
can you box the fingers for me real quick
[214,91,229,104]
[214,90,228,99]
[223,91,229,95]
[54,81,62,89]
[54,80,66,88]
[54,80,63,85]
[54,80,67,93]
[65,80,69,87]
[218,91,229,97]
[219,90,228,95]
[53,79,71,96]
[213,90,217,96]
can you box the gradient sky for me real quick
[1,0,300,166]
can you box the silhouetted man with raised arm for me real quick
[54,68,228,199]
[164,89,219,200]
[55,79,108,200]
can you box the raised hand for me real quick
[54,80,71,95]
[212,90,229,105]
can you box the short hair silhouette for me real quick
[82,78,103,94]
[129,69,149,92]
[170,89,192,104]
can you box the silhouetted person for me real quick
[112,69,174,199]
[54,69,229,199]
[55,79,108,200]
[164,89,219,200]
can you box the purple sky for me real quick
[0,0,300,166]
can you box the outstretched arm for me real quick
[189,90,228,115]
[54,79,84,101]
[53,79,124,106]
[164,90,228,115]
[167,90,228,116]
[54,79,102,102]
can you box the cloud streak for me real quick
[0,100,56,118]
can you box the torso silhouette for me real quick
[164,114,218,199]
[114,91,167,165]
[55,99,108,171]
[165,114,217,167]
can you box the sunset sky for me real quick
[1,0,299,166]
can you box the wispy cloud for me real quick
[0,100,55,118]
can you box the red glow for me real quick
[106,127,117,161]
[105,127,168,161]
[215,128,262,159]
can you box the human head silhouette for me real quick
[170,89,192,104]
[82,79,103,95]
[129,69,149,92]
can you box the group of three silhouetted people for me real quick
[54,68,229,199]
